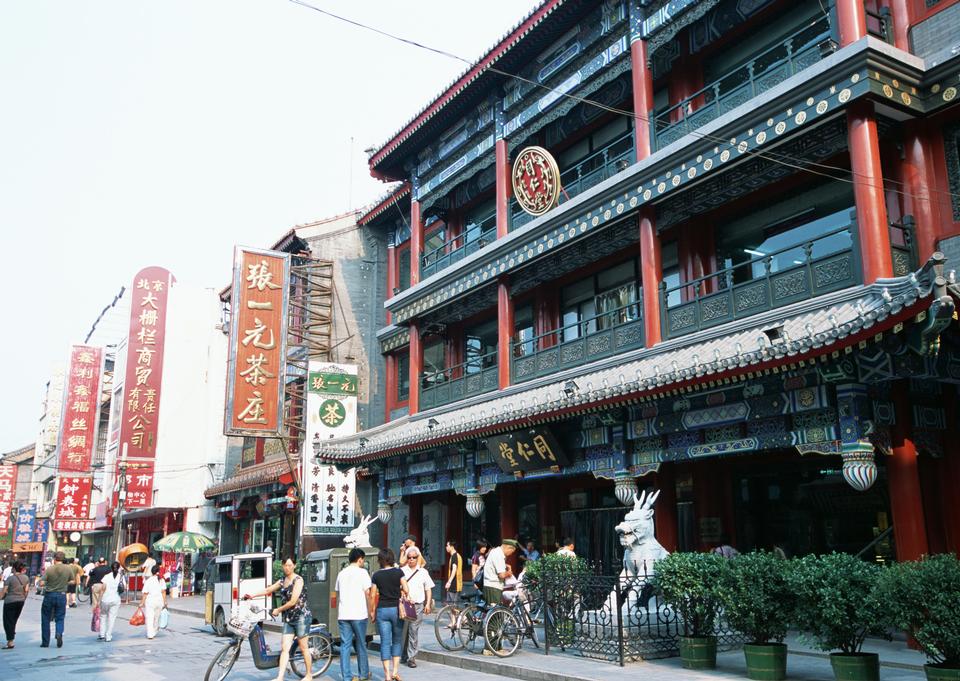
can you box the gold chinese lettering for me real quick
[237,390,268,424]
[240,353,274,386]
[532,435,556,462]
[241,317,276,350]
[246,260,281,291]
[498,441,519,468]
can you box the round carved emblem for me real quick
[512,146,561,216]
[319,398,346,428]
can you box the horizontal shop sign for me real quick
[486,427,569,473]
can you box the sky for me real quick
[0,0,539,452]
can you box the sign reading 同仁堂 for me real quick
[485,427,569,473]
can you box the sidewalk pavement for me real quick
[166,594,928,681]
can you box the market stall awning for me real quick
[204,459,296,499]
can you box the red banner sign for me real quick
[225,247,290,436]
[120,460,155,510]
[115,266,173,509]
[0,465,17,533]
[53,476,94,531]
[59,345,104,472]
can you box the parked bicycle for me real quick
[434,583,547,658]
[204,604,332,681]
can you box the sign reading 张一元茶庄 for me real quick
[486,427,569,473]
[225,247,290,438]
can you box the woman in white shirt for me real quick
[139,564,167,639]
[99,561,124,642]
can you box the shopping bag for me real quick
[129,606,145,626]
[91,606,101,632]
[159,607,169,629]
[399,597,417,621]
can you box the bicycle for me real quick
[204,604,332,681]
[75,582,90,605]
[482,586,542,658]
[434,592,489,653]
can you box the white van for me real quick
[203,552,272,636]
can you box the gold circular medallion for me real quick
[512,146,561,216]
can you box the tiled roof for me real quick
[358,183,410,226]
[204,459,294,498]
[317,258,948,464]
[368,0,565,172]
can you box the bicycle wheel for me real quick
[76,586,89,604]
[483,606,522,658]
[434,604,467,651]
[455,604,483,653]
[204,640,241,681]
[288,632,333,678]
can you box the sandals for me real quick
[3,643,13,649]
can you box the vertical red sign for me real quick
[115,266,173,509]
[225,247,290,436]
[0,465,17,533]
[53,476,94,531]
[59,345,104,472]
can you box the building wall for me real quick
[152,284,229,513]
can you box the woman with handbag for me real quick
[1,561,29,649]
[139,564,167,639]
[370,549,409,681]
[99,561,124,642]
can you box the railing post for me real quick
[804,241,815,294]
[748,61,757,98]
[543,576,551,656]
[658,281,669,341]
[764,256,775,309]
[616,576,626,666]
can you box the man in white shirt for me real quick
[557,537,576,558]
[400,546,434,668]
[335,548,372,681]
[482,539,519,606]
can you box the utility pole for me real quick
[111,444,128,561]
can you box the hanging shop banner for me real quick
[59,345,104,472]
[225,247,290,437]
[53,475,94,531]
[33,518,50,543]
[14,504,36,544]
[486,426,569,473]
[302,361,357,535]
[0,465,17,533]
[114,267,173,509]
[119,460,155,510]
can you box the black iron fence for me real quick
[533,564,744,666]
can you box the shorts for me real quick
[282,614,310,638]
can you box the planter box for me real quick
[680,636,717,670]
[830,652,880,681]
[744,642,788,681]
[926,665,960,681]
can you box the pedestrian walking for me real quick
[400,546,433,668]
[444,541,463,604]
[66,558,84,608]
[1,561,30,649]
[335,547,372,681]
[139,564,167,639]
[470,539,489,582]
[99,561,124,642]
[370,549,408,681]
[39,550,75,648]
[244,556,315,681]
[87,558,111,611]
[398,535,426,569]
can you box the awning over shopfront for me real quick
[318,257,952,466]
[204,459,296,500]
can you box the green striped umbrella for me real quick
[152,531,215,553]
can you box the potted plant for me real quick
[652,551,730,669]
[788,553,888,681]
[720,551,795,680]
[876,554,960,681]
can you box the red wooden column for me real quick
[902,123,942,261]
[942,386,960,554]
[630,36,654,160]
[653,465,679,552]
[410,199,424,285]
[639,207,662,346]
[889,382,929,561]
[889,0,911,51]
[408,321,423,415]
[497,278,514,389]
[500,485,519,573]
[847,101,894,283]
[836,0,867,47]
[384,354,397,421]
[496,138,512,239]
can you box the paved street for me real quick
[0,600,505,681]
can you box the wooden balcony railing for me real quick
[419,351,499,410]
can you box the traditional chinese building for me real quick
[319,0,960,574]
[206,212,389,558]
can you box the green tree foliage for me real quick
[788,553,887,654]
[652,551,730,637]
[876,554,960,667]
[720,551,795,644]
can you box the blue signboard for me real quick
[14,504,36,544]
[33,518,49,543]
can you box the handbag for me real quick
[129,606,145,626]
[91,606,101,632]
[159,607,170,629]
[399,568,421,620]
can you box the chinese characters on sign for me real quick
[59,345,104,472]
[14,504,36,544]
[115,266,173,509]
[486,427,569,473]
[0,465,17,533]
[302,362,358,535]
[54,476,94,531]
[225,248,290,437]
[512,146,561,216]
